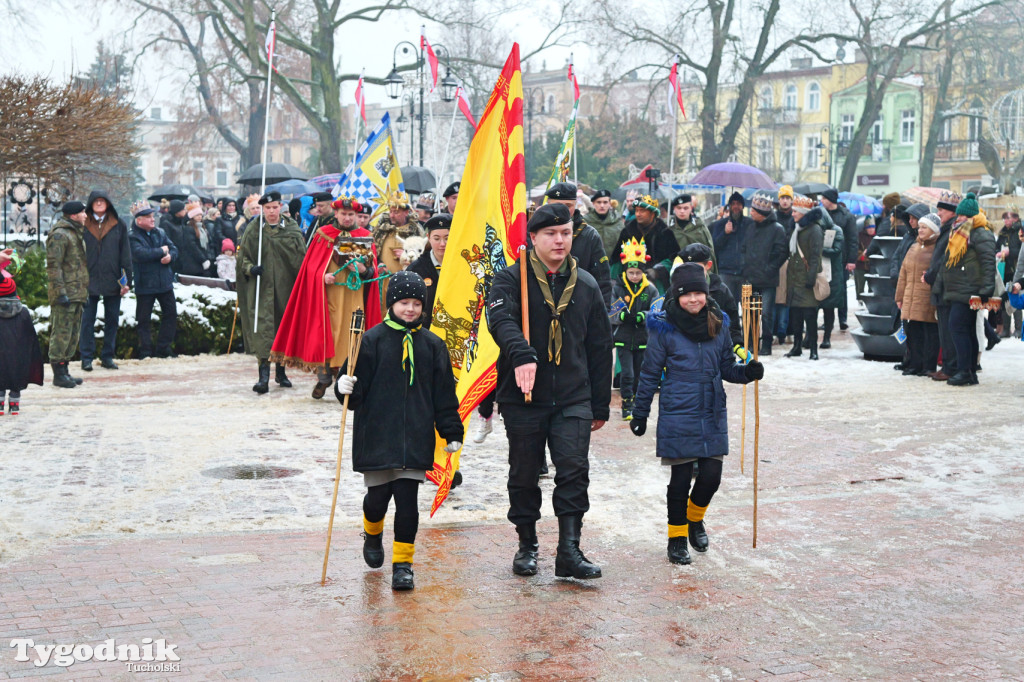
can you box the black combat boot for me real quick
[274,364,292,388]
[784,343,802,358]
[65,362,83,385]
[253,362,270,394]
[667,536,691,565]
[512,523,538,576]
[820,331,832,349]
[391,563,415,591]
[81,358,93,371]
[759,339,772,356]
[554,515,601,579]
[51,363,77,389]
[688,520,709,552]
[362,531,384,568]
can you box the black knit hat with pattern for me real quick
[387,270,427,309]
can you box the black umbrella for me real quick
[148,184,205,202]
[236,163,309,186]
[790,181,835,196]
[400,166,437,195]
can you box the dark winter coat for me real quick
[708,271,743,347]
[340,320,463,473]
[924,217,956,306]
[740,213,789,288]
[176,223,211,277]
[710,213,753,276]
[786,209,825,309]
[667,215,716,270]
[406,250,440,327]
[612,218,680,280]
[632,301,751,460]
[611,276,658,351]
[776,208,795,238]
[819,220,846,309]
[0,275,44,392]
[159,213,187,259]
[45,217,89,304]
[587,208,626,258]
[857,229,875,271]
[570,213,613,305]
[83,191,132,296]
[130,222,179,296]
[486,255,613,421]
[826,203,859,265]
[216,214,239,246]
[937,217,997,305]
[997,222,1022,284]
[889,228,918,284]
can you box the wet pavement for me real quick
[2,332,1024,679]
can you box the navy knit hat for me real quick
[671,262,709,297]
[387,270,427,309]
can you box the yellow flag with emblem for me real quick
[425,44,527,516]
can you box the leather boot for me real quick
[667,536,692,565]
[820,332,831,349]
[946,370,974,386]
[759,339,772,356]
[274,364,292,388]
[554,515,601,579]
[51,363,77,389]
[688,520,709,552]
[65,362,83,385]
[362,531,384,568]
[253,362,270,394]
[809,349,819,360]
[391,562,414,591]
[512,523,539,576]
[784,344,802,358]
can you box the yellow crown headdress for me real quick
[620,237,650,265]
[386,190,411,210]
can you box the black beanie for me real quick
[62,201,86,216]
[728,191,745,207]
[821,188,840,204]
[387,270,427,309]
[288,198,302,217]
[671,262,709,297]
[168,199,186,214]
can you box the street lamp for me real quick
[523,86,544,183]
[384,68,404,100]
[440,71,458,104]
[395,111,409,134]
[386,38,455,166]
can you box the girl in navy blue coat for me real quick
[630,262,764,565]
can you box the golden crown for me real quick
[620,237,650,265]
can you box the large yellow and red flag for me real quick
[425,44,527,516]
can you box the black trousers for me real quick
[905,320,939,373]
[136,290,178,357]
[617,347,644,400]
[790,306,818,352]
[80,294,121,361]
[935,305,957,374]
[364,478,419,544]
[502,404,591,526]
[477,389,496,419]
[667,458,723,525]
[949,302,979,373]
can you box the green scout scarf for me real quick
[384,315,422,385]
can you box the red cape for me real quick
[270,225,382,370]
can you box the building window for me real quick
[759,86,773,110]
[872,117,884,143]
[161,159,175,185]
[805,135,821,169]
[758,138,773,169]
[783,84,798,110]
[806,82,821,112]
[191,161,204,186]
[216,162,228,187]
[841,114,855,141]
[900,109,915,145]
[546,94,555,113]
[782,137,797,171]
[151,107,162,120]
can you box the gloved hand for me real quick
[202,260,211,270]
[618,311,628,322]
[744,361,764,381]
[630,417,647,436]
[56,294,70,308]
[249,265,264,277]
[634,311,645,325]
[733,344,749,362]
[444,441,462,453]
[337,375,357,395]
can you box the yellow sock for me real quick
[392,541,415,564]
[363,516,384,535]
[687,500,709,523]
[668,523,688,538]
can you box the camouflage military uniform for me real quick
[46,216,90,362]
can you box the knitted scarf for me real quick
[946,212,990,268]
[621,272,650,311]
[529,252,578,365]
[384,311,421,385]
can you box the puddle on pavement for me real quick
[202,464,303,480]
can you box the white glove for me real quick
[338,375,357,395]
[444,441,462,453]
[202,260,211,270]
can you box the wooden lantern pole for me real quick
[322,309,367,585]
[751,292,762,549]
[740,284,752,474]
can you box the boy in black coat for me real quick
[611,237,659,420]
[335,271,463,591]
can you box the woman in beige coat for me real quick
[896,213,941,375]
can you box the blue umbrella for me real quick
[265,179,322,196]
[839,191,883,216]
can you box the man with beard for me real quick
[612,194,679,293]
[740,191,789,355]
[544,182,613,304]
[374,191,422,305]
[819,188,858,331]
[585,189,625,257]
[710,192,752,303]
[236,191,307,394]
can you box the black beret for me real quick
[682,242,713,264]
[527,203,572,232]
[62,201,86,215]
[424,213,453,232]
[387,270,427,309]
[359,202,373,215]
[311,192,333,203]
[591,189,611,200]
[258,191,282,205]
[545,182,577,201]
[671,262,710,296]
[670,194,692,208]
[443,182,461,198]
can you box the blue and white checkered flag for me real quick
[332,112,405,217]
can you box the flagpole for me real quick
[253,9,275,334]
[436,97,459,213]
[669,103,678,180]
[428,95,439,197]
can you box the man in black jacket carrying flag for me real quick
[486,203,613,581]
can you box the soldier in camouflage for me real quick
[46,202,90,388]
